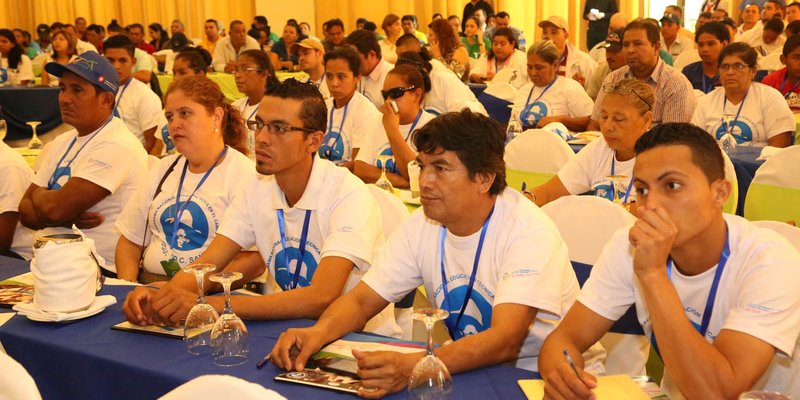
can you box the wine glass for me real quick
[209,271,248,367]
[408,308,453,399]
[374,154,395,193]
[27,121,43,150]
[606,175,630,210]
[182,263,219,355]
[739,391,791,400]
[506,108,523,144]
[0,118,7,142]
[719,113,737,156]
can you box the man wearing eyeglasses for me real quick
[122,79,401,337]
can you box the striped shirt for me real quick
[591,59,696,125]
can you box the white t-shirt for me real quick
[692,83,796,145]
[114,78,166,146]
[116,149,255,275]
[40,54,78,87]
[217,156,400,337]
[471,49,527,84]
[355,110,435,172]
[563,44,598,89]
[557,138,636,202]
[425,59,487,116]
[232,97,260,160]
[362,189,584,372]
[578,214,800,398]
[359,58,394,109]
[303,74,330,101]
[322,92,382,165]
[0,143,34,260]
[512,76,594,128]
[211,36,261,72]
[31,117,148,271]
[0,55,34,85]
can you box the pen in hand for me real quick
[563,349,588,387]
[256,353,271,369]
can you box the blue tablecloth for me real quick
[0,87,62,140]
[569,143,764,216]
[0,256,535,399]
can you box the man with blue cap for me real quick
[18,51,147,277]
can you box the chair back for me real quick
[751,220,800,252]
[722,150,738,214]
[159,375,286,399]
[0,351,42,400]
[744,146,800,223]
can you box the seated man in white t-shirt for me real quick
[103,35,166,154]
[18,52,148,275]
[270,110,601,397]
[121,79,400,337]
[0,142,34,260]
[539,123,800,399]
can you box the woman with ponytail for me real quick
[115,75,256,283]
[232,49,279,159]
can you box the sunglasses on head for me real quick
[381,85,416,100]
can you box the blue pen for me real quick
[563,349,588,387]
[521,181,527,192]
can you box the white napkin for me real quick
[757,146,785,161]
[13,295,116,322]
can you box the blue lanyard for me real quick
[276,209,312,290]
[169,146,228,249]
[47,116,113,189]
[721,92,748,135]
[439,206,494,339]
[610,157,634,204]
[651,224,730,358]
[113,78,132,118]
[246,103,259,122]
[701,73,718,94]
[404,110,423,142]
[780,74,800,98]
[328,102,349,135]
[523,76,557,111]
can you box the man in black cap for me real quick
[587,28,627,99]
[18,52,148,277]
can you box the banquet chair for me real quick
[542,195,651,376]
[751,221,800,251]
[367,185,416,340]
[158,375,286,399]
[722,150,738,215]
[0,351,42,400]
[505,129,576,191]
[744,145,800,223]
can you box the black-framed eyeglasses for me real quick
[718,63,750,72]
[603,84,652,111]
[381,85,416,100]
[246,119,316,135]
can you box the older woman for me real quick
[527,78,654,207]
[468,27,526,84]
[692,42,794,147]
[511,40,593,131]
[379,14,403,64]
[115,75,254,282]
[41,30,77,86]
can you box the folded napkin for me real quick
[757,146,785,161]
[13,295,116,322]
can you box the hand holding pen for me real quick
[542,349,597,400]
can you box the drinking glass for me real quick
[374,154,395,193]
[209,271,248,367]
[606,175,630,210]
[719,113,737,156]
[739,391,791,400]
[506,109,523,144]
[27,121,43,150]
[0,118,7,142]
[408,308,452,399]
[182,263,219,355]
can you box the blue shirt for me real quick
[682,61,720,94]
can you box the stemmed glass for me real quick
[606,175,630,210]
[375,154,395,193]
[209,271,248,367]
[718,113,737,156]
[182,263,219,355]
[505,108,523,144]
[408,308,453,399]
[26,121,43,150]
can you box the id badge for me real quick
[160,259,181,277]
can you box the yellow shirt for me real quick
[199,37,221,56]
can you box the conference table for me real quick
[0,86,62,141]
[156,71,308,103]
[0,256,534,399]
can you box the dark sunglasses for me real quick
[381,85,416,100]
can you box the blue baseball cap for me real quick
[44,51,119,95]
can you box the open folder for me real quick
[518,375,651,399]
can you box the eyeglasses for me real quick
[246,119,316,135]
[603,83,652,111]
[719,63,750,72]
[234,65,262,74]
[381,85,416,100]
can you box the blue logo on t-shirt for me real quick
[50,166,72,190]
[161,125,175,153]
[716,120,752,143]
[0,68,7,84]
[274,247,319,290]
[159,201,210,251]
[440,284,493,340]
[375,147,398,174]
[520,101,548,127]
[319,131,345,161]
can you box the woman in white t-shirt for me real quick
[692,42,794,147]
[379,14,403,64]
[232,49,280,158]
[528,78,654,207]
[41,31,77,87]
[0,29,34,86]
[468,27,526,84]
[354,64,436,188]
[512,40,593,131]
[115,75,253,283]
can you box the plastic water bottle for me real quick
[719,114,737,156]
[506,110,523,144]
